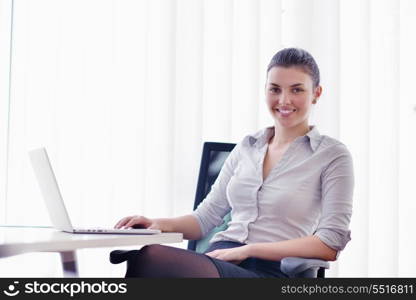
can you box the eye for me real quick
[292,88,304,93]
[269,87,280,94]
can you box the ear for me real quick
[314,85,322,99]
[312,86,322,104]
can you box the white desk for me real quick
[0,226,183,277]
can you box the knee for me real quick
[142,244,165,251]
[125,244,168,277]
[139,244,166,257]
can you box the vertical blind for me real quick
[0,0,415,277]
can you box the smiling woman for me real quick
[113,48,354,278]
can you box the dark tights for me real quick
[125,244,220,278]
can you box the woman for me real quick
[114,48,354,278]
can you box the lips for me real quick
[275,107,296,117]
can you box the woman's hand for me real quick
[205,245,251,264]
[114,215,160,230]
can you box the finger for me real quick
[114,217,129,228]
[114,216,132,229]
[124,216,145,228]
[205,250,219,258]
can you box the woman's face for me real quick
[265,66,322,130]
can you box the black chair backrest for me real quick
[187,142,236,251]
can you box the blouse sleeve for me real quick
[191,143,241,237]
[314,143,354,257]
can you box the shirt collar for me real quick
[305,125,321,152]
[250,125,321,152]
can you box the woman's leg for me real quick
[125,244,220,278]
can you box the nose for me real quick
[280,91,291,105]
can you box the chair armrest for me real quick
[280,257,330,278]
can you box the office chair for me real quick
[110,142,329,278]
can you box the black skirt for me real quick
[203,240,288,278]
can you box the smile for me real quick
[276,108,296,117]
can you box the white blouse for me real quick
[192,125,354,255]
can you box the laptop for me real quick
[28,147,161,235]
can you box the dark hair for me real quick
[267,48,320,87]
